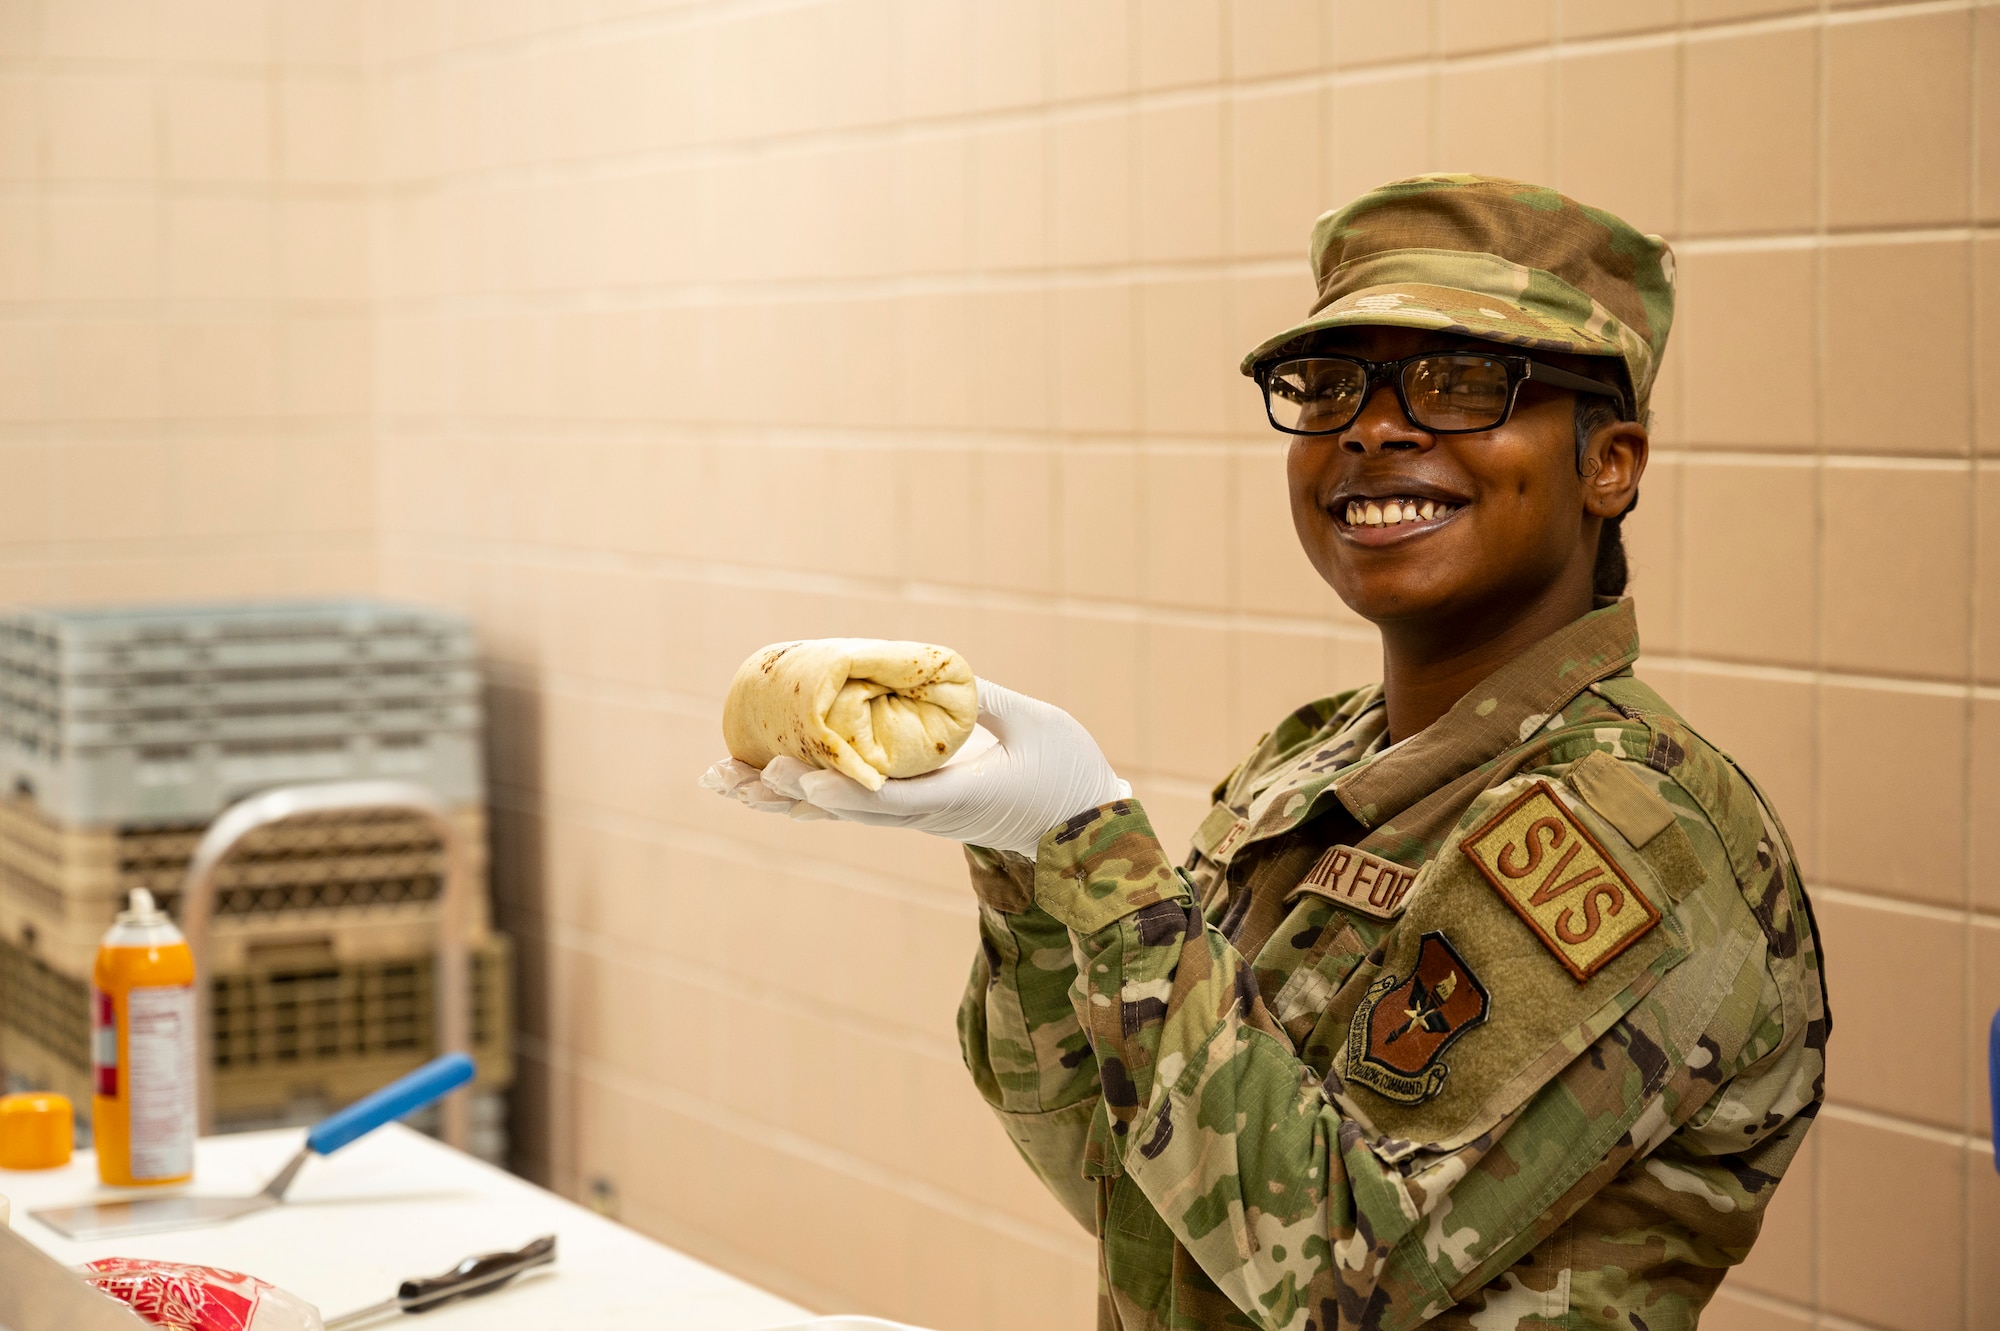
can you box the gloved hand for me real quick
[698,757,837,820]
[700,678,1129,857]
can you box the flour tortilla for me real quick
[722,639,977,791]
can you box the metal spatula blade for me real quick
[34,1192,287,1243]
[33,1052,475,1241]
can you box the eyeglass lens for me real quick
[1265,355,1515,434]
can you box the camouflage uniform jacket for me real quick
[958,600,1828,1330]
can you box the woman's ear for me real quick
[1582,417,1647,519]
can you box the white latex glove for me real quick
[701,679,1129,857]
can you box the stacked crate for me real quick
[0,601,510,1163]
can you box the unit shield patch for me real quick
[1346,931,1489,1105]
[1459,779,1661,982]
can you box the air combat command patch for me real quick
[1346,931,1489,1104]
[1459,779,1661,982]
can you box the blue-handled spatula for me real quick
[32,1053,476,1241]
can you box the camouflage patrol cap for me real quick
[1240,174,1676,417]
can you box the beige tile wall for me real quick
[13,0,1996,1326]
[0,0,378,604]
[360,1,2000,1327]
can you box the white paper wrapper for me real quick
[81,1258,324,1331]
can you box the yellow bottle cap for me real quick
[0,1092,74,1170]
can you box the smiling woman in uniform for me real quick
[710,175,1829,1331]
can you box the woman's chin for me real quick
[1332,577,1464,625]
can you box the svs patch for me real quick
[1460,779,1661,982]
[1346,931,1489,1105]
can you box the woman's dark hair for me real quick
[1575,394,1632,598]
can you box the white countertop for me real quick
[0,1125,845,1330]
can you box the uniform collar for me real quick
[1229,599,1641,854]
[1336,596,1641,827]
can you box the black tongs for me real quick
[323,1235,556,1327]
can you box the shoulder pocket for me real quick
[1262,898,1374,1073]
[1189,801,1250,868]
[1565,751,1708,902]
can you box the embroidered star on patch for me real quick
[1346,931,1489,1105]
[1459,779,1661,983]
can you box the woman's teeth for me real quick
[1343,498,1457,527]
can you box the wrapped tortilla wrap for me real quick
[722,639,977,791]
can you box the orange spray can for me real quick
[91,888,196,1187]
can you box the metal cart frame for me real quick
[177,780,475,1150]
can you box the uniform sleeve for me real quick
[1531,770,1829,1320]
[1030,794,1811,1331]
[956,844,1101,1232]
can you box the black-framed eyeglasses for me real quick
[1255,351,1629,437]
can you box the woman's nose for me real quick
[1341,382,1433,454]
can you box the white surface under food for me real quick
[0,1123,845,1330]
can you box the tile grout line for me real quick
[1962,11,1985,1326]
[351,0,1940,111]
[396,530,2000,700]
[1819,1101,1992,1153]
[1809,18,1833,1113]
[1808,883,1996,927]
[298,223,1991,315]
[352,29,1978,218]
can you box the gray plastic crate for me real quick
[0,600,484,826]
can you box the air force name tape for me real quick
[1288,844,1421,920]
[1458,780,1661,983]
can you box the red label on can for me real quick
[92,987,118,1097]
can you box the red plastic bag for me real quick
[81,1258,323,1331]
